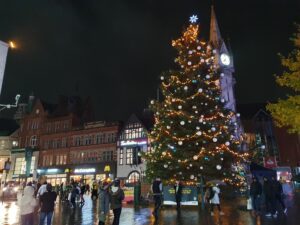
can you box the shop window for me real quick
[119,148,123,165]
[126,148,133,165]
[127,171,140,184]
[14,156,35,175]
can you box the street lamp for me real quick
[0,94,21,112]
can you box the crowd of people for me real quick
[16,177,125,225]
[250,176,287,218]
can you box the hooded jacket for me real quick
[109,186,124,210]
[17,186,37,215]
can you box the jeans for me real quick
[153,195,162,219]
[39,211,54,225]
[112,208,122,225]
[21,213,34,225]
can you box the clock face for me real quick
[220,53,230,66]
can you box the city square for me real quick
[0,1,300,225]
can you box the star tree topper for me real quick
[189,15,198,23]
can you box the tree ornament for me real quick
[150,100,155,104]
[164,164,168,168]
[180,121,185,125]
[197,46,201,50]
[190,175,195,180]
[221,99,225,103]
[198,88,203,93]
[187,61,192,65]
[160,76,164,80]
[206,75,210,79]
[220,158,224,161]
[184,86,188,90]
[192,105,197,109]
[178,141,183,146]
[220,73,224,77]
[216,165,222,170]
[193,155,198,160]
[213,49,217,54]
[237,113,241,117]
[178,159,181,163]
[225,141,230,146]
[213,138,218,142]
[178,105,182,109]
[200,58,205,63]
[211,127,216,132]
[200,166,203,170]
[196,131,202,136]
[188,50,193,54]
[162,152,167,156]
[196,142,199,146]
[156,112,160,115]
[196,126,200,130]
[167,126,171,129]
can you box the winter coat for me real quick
[17,186,37,215]
[250,181,262,197]
[174,183,183,200]
[263,180,275,198]
[209,186,220,204]
[99,188,110,214]
[273,180,283,195]
[109,186,125,210]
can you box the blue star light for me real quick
[189,15,198,23]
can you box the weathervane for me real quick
[189,15,198,23]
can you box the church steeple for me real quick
[209,5,222,48]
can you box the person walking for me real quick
[39,183,57,225]
[209,184,225,216]
[263,177,276,218]
[18,186,37,225]
[272,176,287,214]
[98,181,110,225]
[80,183,86,204]
[91,181,99,200]
[70,184,79,208]
[249,177,262,215]
[151,177,163,220]
[109,179,124,225]
[174,180,183,210]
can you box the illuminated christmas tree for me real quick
[145,16,247,184]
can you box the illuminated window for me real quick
[119,148,123,165]
[14,156,35,175]
[127,171,140,183]
[126,148,133,165]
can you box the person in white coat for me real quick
[210,184,225,216]
[17,186,38,225]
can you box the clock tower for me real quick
[209,6,236,112]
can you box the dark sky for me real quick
[0,0,299,121]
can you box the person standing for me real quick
[263,177,276,218]
[98,181,110,225]
[210,184,225,216]
[18,186,37,225]
[174,180,183,210]
[249,177,262,215]
[272,176,287,214]
[151,177,163,220]
[39,183,57,225]
[109,179,124,225]
[70,184,79,208]
[80,183,86,204]
[91,181,99,200]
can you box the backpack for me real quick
[208,187,215,200]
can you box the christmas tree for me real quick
[145,16,247,184]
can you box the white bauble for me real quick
[192,105,197,109]
[237,113,241,117]
[225,141,230,146]
[178,159,181,163]
[187,61,192,65]
[198,88,203,93]
[162,152,166,156]
[211,127,216,132]
[180,121,185,125]
[150,100,155,104]
[196,131,202,136]
[178,141,183,146]
[221,158,224,161]
[190,175,195,180]
[212,49,217,54]
[195,110,198,114]
[216,165,222,170]
[197,46,201,50]
[220,73,224,77]
[184,86,188,90]
[200,58,205,63]
[178,105,182,109]
[221,99,225,103]
[167,126,171,129]
[164,164,168,168]
[156,112,159,115]
[200,166,203,170]
[193,155,198,160]
[196,126,200,130]
[188,50,193,55]
[206,75,210,79]
[213,138,218,142]
[189,164,193,167]
[160,76,164,80]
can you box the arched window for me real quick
[127,171,140,184]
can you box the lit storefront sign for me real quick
[74,168,96,174]
[120,140,147,146]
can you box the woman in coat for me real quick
[18,186,38,225]
[210,184,225,216]
[98,181,110,225]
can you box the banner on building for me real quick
[0,40,9,96]
[263,156,277,169]
[25,147,33,177]
[163,186,198,206]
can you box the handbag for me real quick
[247,198,253,210]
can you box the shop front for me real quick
[37,168,67,186]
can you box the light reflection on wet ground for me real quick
[0,194,299,225]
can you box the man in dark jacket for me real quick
[249,177,262,215]
[109,179,124,225]
[263,177,276,218]
[39,184,57,225]
[174,180,183,210]
[272,176,287,214]
[151,177,162,220]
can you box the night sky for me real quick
[0,0,299,121]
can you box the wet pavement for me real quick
[1,193,300,225]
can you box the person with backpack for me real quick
[208,184,225,216]
[39,183,57,225]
